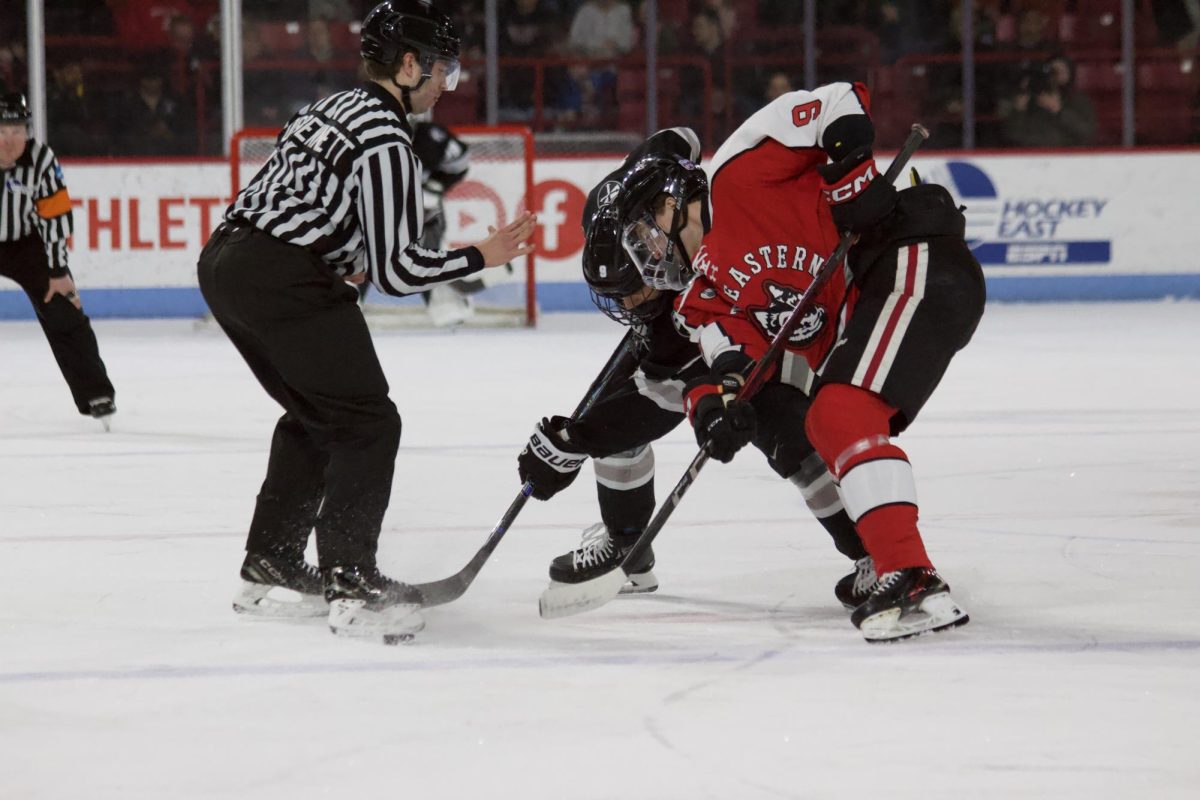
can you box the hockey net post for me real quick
[230,125,537,328]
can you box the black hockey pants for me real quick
[198,223,400,569]
[0,236,114,414]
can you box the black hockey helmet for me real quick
[361,0,462,91]
[615,153,710,291]
[582,204,671,326]
[0,93,31,123]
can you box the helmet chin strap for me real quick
[391,70,431,113]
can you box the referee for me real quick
[0,93,115,428]
[200,0,535,642]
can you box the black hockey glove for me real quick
[818,146,898,234]
[518,416,589,501]
[684,374,757,464]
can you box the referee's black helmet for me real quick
[0,93,31,123]
[361,1,461,73]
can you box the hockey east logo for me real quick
[749,283,826,347]
[933,160,1112,267]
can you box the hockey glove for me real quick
[684,374,757,464]
[518,416,589,500]
[818,146,898,233]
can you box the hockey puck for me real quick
[382,633,415,645]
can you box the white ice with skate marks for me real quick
[1,303,1198,799]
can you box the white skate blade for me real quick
[858,591,969,643]
[96,416,112,432]
[232,581,328,618]
[618,569,658,595]
[539,567,629,618]
[328,598,425,644]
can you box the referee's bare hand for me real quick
[45,275,82,310]
[477,211,537,268]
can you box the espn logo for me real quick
[824,163,877,205]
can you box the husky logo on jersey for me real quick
[598,181,622,207]
[749,282,827,347]
[700,287,717,300]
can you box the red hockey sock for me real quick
[855,504,932,574]
[806,383,933,574]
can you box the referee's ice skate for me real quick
[232,552,328,618]
[324,565,425,644]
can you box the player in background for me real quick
[674,81,982,641]
[198,0,534,643]
[356,120,515,327]
[0,93,116,429]
[517,127,872,604]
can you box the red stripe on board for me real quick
[861,244,918,388]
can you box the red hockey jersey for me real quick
[675,82,871,388]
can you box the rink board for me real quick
[2,150,1199,318]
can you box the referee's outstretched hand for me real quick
[477,211,537,268]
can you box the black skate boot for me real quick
[850,567,969,643]
[325,565,425,644]
[835,556,878,611]
[232,551,328,618]
[88,397,116,431]
[548,523,657,593]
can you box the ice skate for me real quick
[88,396,116,432]
[425,285,474,328]
[834,555,878,611]
[549,523,657,594]
[325,565,425,644]
[851,567,969,643]
[232,551,328,618]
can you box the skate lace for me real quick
[853,556,878,595]
[572,523,615,569]
[874,570,903,594]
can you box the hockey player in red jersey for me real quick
[670,82,981,642]
[517,126,876,607]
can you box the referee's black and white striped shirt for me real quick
[0,138,74,276]
[227,81,483,296]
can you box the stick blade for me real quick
[538,568,629,619]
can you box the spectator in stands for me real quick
[0,39,26,95]
[107,0,219,52]
[310,0,355,20]
[679,9,727,138]
[1014,7,1054,51]
[500,0,560,116]
[242,20,299,127]
[763,70,793,103]
[564,0,634,121]
[1003,56,1096,147]
[46,58,110,156]
[700,0,738,39]
[567,0,634,57]
[119,70,195,156]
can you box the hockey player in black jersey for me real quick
[517,128,874,604]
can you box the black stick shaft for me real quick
[621,125,930,572]
[414,327,641,606]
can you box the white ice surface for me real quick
[1,303,1198,799]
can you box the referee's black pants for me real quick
[198,223,400,570]
[0,235,114,414]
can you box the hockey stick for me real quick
[539,124,931,619]
[413,327,642,607]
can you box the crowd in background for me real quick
[1,0,1198,156]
